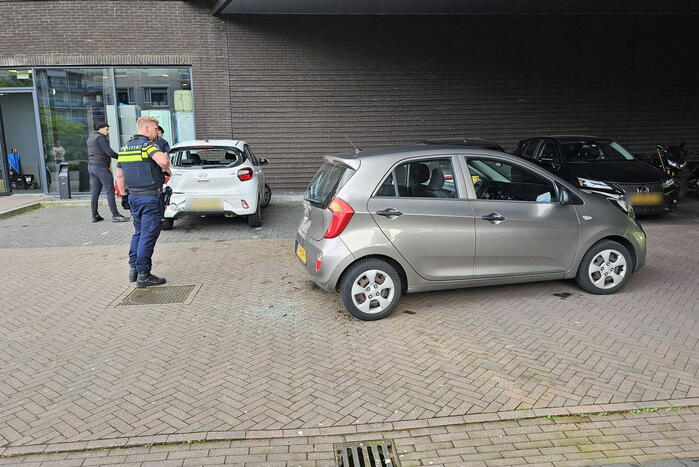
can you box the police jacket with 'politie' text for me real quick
[117,135,165,196]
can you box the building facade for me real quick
[1,0,698,193]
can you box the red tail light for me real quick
[324,197,354,239]
[237,168,253,181]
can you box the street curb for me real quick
[1,399,697,458]
[0,193,304,220]
[0,202,42,220]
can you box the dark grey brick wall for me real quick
[2,1,698,189]
[226,14,699,188]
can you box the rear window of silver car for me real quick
[305,162,356,208]
[170,147,246,169]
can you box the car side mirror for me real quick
[260,158,269,165]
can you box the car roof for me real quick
[416,138,504,150]
[326,145,517,167]
[170,139,247,150]
[523,135,613,142]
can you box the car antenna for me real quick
[344,135,360,155]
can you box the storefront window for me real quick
[114,67,195,146]
[35,68,116,193]
[0,69,34,88]
[10,66,194,194]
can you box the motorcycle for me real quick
[648,143,689,198]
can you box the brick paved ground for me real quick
[0,408,697,465]
[1,196,698,464]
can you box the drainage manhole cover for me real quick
[335,440,400,467]
[117,285,197,306]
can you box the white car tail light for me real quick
[237,168,253,181]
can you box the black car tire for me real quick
[339,258,402,321]
[261,184,272,208]
[576,240,632,295]
[162,218,174,230]
[247,204,262,227]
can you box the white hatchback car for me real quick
[163,140,271,229]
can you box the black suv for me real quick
[513,136,678,214]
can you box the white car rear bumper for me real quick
[164,192,258,219]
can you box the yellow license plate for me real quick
[189,198,223,211]
[296,244,307,264]
[630,192,663,206]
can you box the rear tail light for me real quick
[241,200,249,209]
[237,168,253,181]
[324,197,354,239]
[315,251,323,271]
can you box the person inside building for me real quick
[156,125,171,153]
[115,116,172,288]
[6,147,23,188]
[52,141,65,165]
[87,123,128,223]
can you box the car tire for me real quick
[247,204,262,227]
[162,218,174,230]
[575,240,632,295]
[261,184,272,208]
[339,258,402,321]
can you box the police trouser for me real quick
[88,164,119,216]
[128,194,163,273]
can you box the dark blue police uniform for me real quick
[117,135,166,285]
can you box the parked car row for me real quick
[296,137,650,320]
[160,135,677,322]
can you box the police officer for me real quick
[115,116,172,288]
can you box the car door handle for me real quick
[376,209,403,217]
[481,213,506,222]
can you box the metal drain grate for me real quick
[117,285,196,306]
[336,440,400,467]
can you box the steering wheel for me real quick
[474,176,489,199]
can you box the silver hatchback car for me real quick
[295,146,646,320]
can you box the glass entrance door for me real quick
[0,109,10,196]
[0,91,44,193]
[0,97,11,195]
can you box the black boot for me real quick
[92,214,104,223]
[129,265,137,283]
[136,270,166,288]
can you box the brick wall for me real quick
[225,14,699,188]
[0,0,231,141]
[2,2,699,189]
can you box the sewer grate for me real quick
[335,440,400,467]
[117,285,197,306]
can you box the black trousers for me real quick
[88,164,119,216]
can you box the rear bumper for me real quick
[164,193,257,219]
[294,230,355,291]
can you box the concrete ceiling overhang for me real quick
[213,0,698,15]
